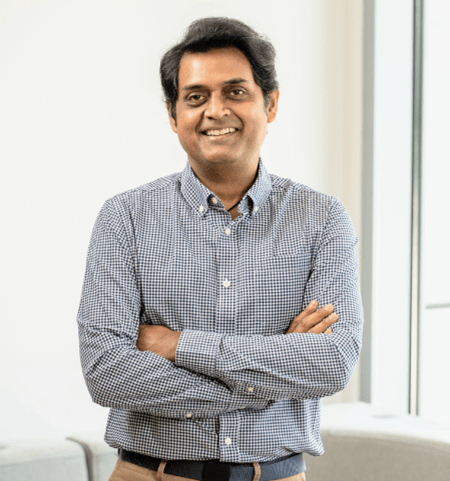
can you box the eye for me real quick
[186,93,206,105]
[230,88,245,97]
[227,88,249,100]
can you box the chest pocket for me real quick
[246,253,313,335]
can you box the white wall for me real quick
[0,0,363,441]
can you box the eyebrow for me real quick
[181,78,250,91]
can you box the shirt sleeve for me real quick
[77,200,268,419]
[175,200,363,402]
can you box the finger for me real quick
[285,300,318,334]
[307,313,338,334]
[289,303,334,334]
[324,328,333,335]
[306,304,334,327]
[294,300,318,322]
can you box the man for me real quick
[77,17,363,481]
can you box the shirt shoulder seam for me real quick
[106,173,181,204]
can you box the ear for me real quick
[266,90,279,124]
[167,102,177,133]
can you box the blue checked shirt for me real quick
[77,160,363,463]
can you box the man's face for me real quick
[168,47,279,171]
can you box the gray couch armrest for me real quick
[66,433,117,481]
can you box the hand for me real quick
[285,300,337,335]
[136,324,181,362]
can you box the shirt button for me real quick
[199,205,205,213]
[225,228,231,236]
[224,438,232,445]
[211,197,218,204]
[186,413,192,418]
[223,280,231,288]
[247,387,254,393]
[253,206,259,213]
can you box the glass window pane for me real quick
[419,0,450,419]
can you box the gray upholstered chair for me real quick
[305,402,450,480]
[0,439,89,481]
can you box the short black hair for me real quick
[160,17,279,121]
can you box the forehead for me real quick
[177,47,256,89]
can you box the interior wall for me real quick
[0,0,363,440]
[321,0,363,406]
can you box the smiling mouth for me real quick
[202,127,238,137]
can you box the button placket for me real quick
[218,412,240,461]
[215,217,237,335]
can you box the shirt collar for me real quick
[180,159,272,217]
[245,160,272,217]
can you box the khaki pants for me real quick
[109,459,306,481]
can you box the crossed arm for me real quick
[136,301,337,362]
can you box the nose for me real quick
[204,93,230,119]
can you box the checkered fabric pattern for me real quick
[77,160,363,463]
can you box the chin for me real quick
[191,154,239,166]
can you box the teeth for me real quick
[205,128,237,136]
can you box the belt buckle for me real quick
[202,461,231,481]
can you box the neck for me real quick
[188,158,259,208]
